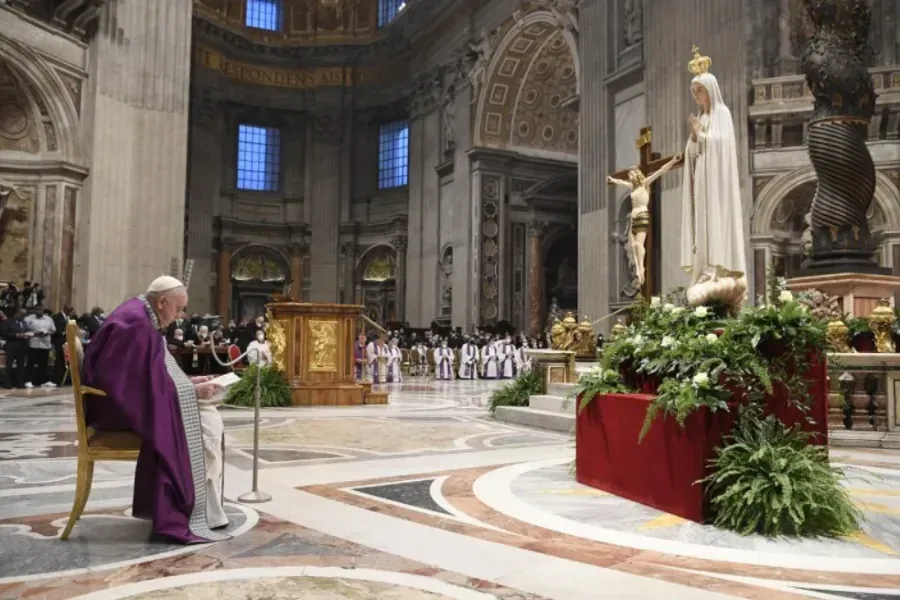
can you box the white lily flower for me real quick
[694,306,709,318]
[661,336,675,348]
[692,372,710,387]
[650,296,662,308]
[705,333,719,343]
[778,290,794,303]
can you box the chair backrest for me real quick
[228,344,241,362]
[66,320,90,451]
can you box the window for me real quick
[377,121,409,189]
[377,0,406,27]
[245,0,282,31]
[237,124,281,191]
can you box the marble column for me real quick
[289,242,306,300]
[577,0,611,329]
[77,0,194,311]
[391,233,408,323]
[217,248,231,322]
[185,86,221,313]
[307,111,343,302]
[645,0,750,294]
[528,221,546,337]
[340,241,358,304]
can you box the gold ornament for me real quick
[611,321,628,338]
[867,298,896,353]
[549,311,595,358]
[688,45,712,75]
[308,320,339,372]
[265,311,287,372]
[825,319,851,353]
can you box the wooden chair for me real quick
[61,320,141,541]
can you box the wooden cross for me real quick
[608,126,684,300]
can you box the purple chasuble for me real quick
[83,297,228,544]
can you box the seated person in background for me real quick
[83,276,230,544]
[246,330,272,368]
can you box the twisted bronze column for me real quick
[802,0,881,272]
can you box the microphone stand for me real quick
[210,345,271,504]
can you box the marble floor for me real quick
[1,382,900,599]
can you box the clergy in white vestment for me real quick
[499,337,518,379]
[517,340,532,373]
[246,330,272,367]
[412,342,429,376]
[366,336,389,383]
[481,341,500,379]
[458,339,479,380]
[434,340,454,380]
[386,338,403,383]
[680,48,747,292]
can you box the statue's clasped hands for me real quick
[688,114,701,140]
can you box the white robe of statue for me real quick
[481,344,499,379]
[387,344,403,383]
[435,346,454,380]
[458,343,479,379]
[679,71,746,286]
[198,405,227,529]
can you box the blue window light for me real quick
[378,121,409,189]
[237,124,281,192]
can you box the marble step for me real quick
[494,406,575,434]
[529,394,575,414]
[546,382,576,398]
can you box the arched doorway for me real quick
[544,232,578,314]
[230,246,290,321]
[356,245,397,327]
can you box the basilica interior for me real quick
[2,1,900,599]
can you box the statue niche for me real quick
[357,245,397,327]
[544,234,577,312]
[440,246,452,318]
[230,247,290,321]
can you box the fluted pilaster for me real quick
[577,0,611,328]
[308,111,343,302]
[645,0,750,293]
[77,0,193,310]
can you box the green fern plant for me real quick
[489,370,540,414]
[703,412,861,537]
[225,365,292,408]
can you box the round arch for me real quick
[0,37,83,165]
[230,244,291,282]
[473,10,579,158]
[355,244,396,281]
[752,167,900,236]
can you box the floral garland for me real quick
[578,290,829,439]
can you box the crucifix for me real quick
[607,126,684,300]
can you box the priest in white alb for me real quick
[680,47,748,309]
[82,276,229,543]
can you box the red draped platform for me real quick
[575,355,828,523]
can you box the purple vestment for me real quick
[83,297,220,544]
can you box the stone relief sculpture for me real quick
[440,247,453,316]
[466,27,499,104]
[441,84,456,153]
[623,0,643,46]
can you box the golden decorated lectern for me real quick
[266,301,388,406]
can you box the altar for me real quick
[266,301,388,406]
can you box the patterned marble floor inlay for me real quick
[3,382,900,599]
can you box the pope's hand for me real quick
[191,375,214,384]
[194,382,224,400]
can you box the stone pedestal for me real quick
[525,349,576,394]
[788,273,900,317]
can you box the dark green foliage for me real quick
[489,370,540,414]
[224,366,292,408]
[704,411,860,537]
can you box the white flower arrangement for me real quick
[705,333,719,343]
[778,290,794,304]
[671,306,686,315]
[692,372,710,387]
[650,296,662,308]
[694,305,709,318]
[661,335,676,348]
[663,303,675,312]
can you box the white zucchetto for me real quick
[147,275,185,294]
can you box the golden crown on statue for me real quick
[688,45,712,75]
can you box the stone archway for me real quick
[355,245,397,326]
[751,168,900,283]
[473,10,579,160]
[229,245,290,320]
[542,228,578,313]
[0,38,85,310]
